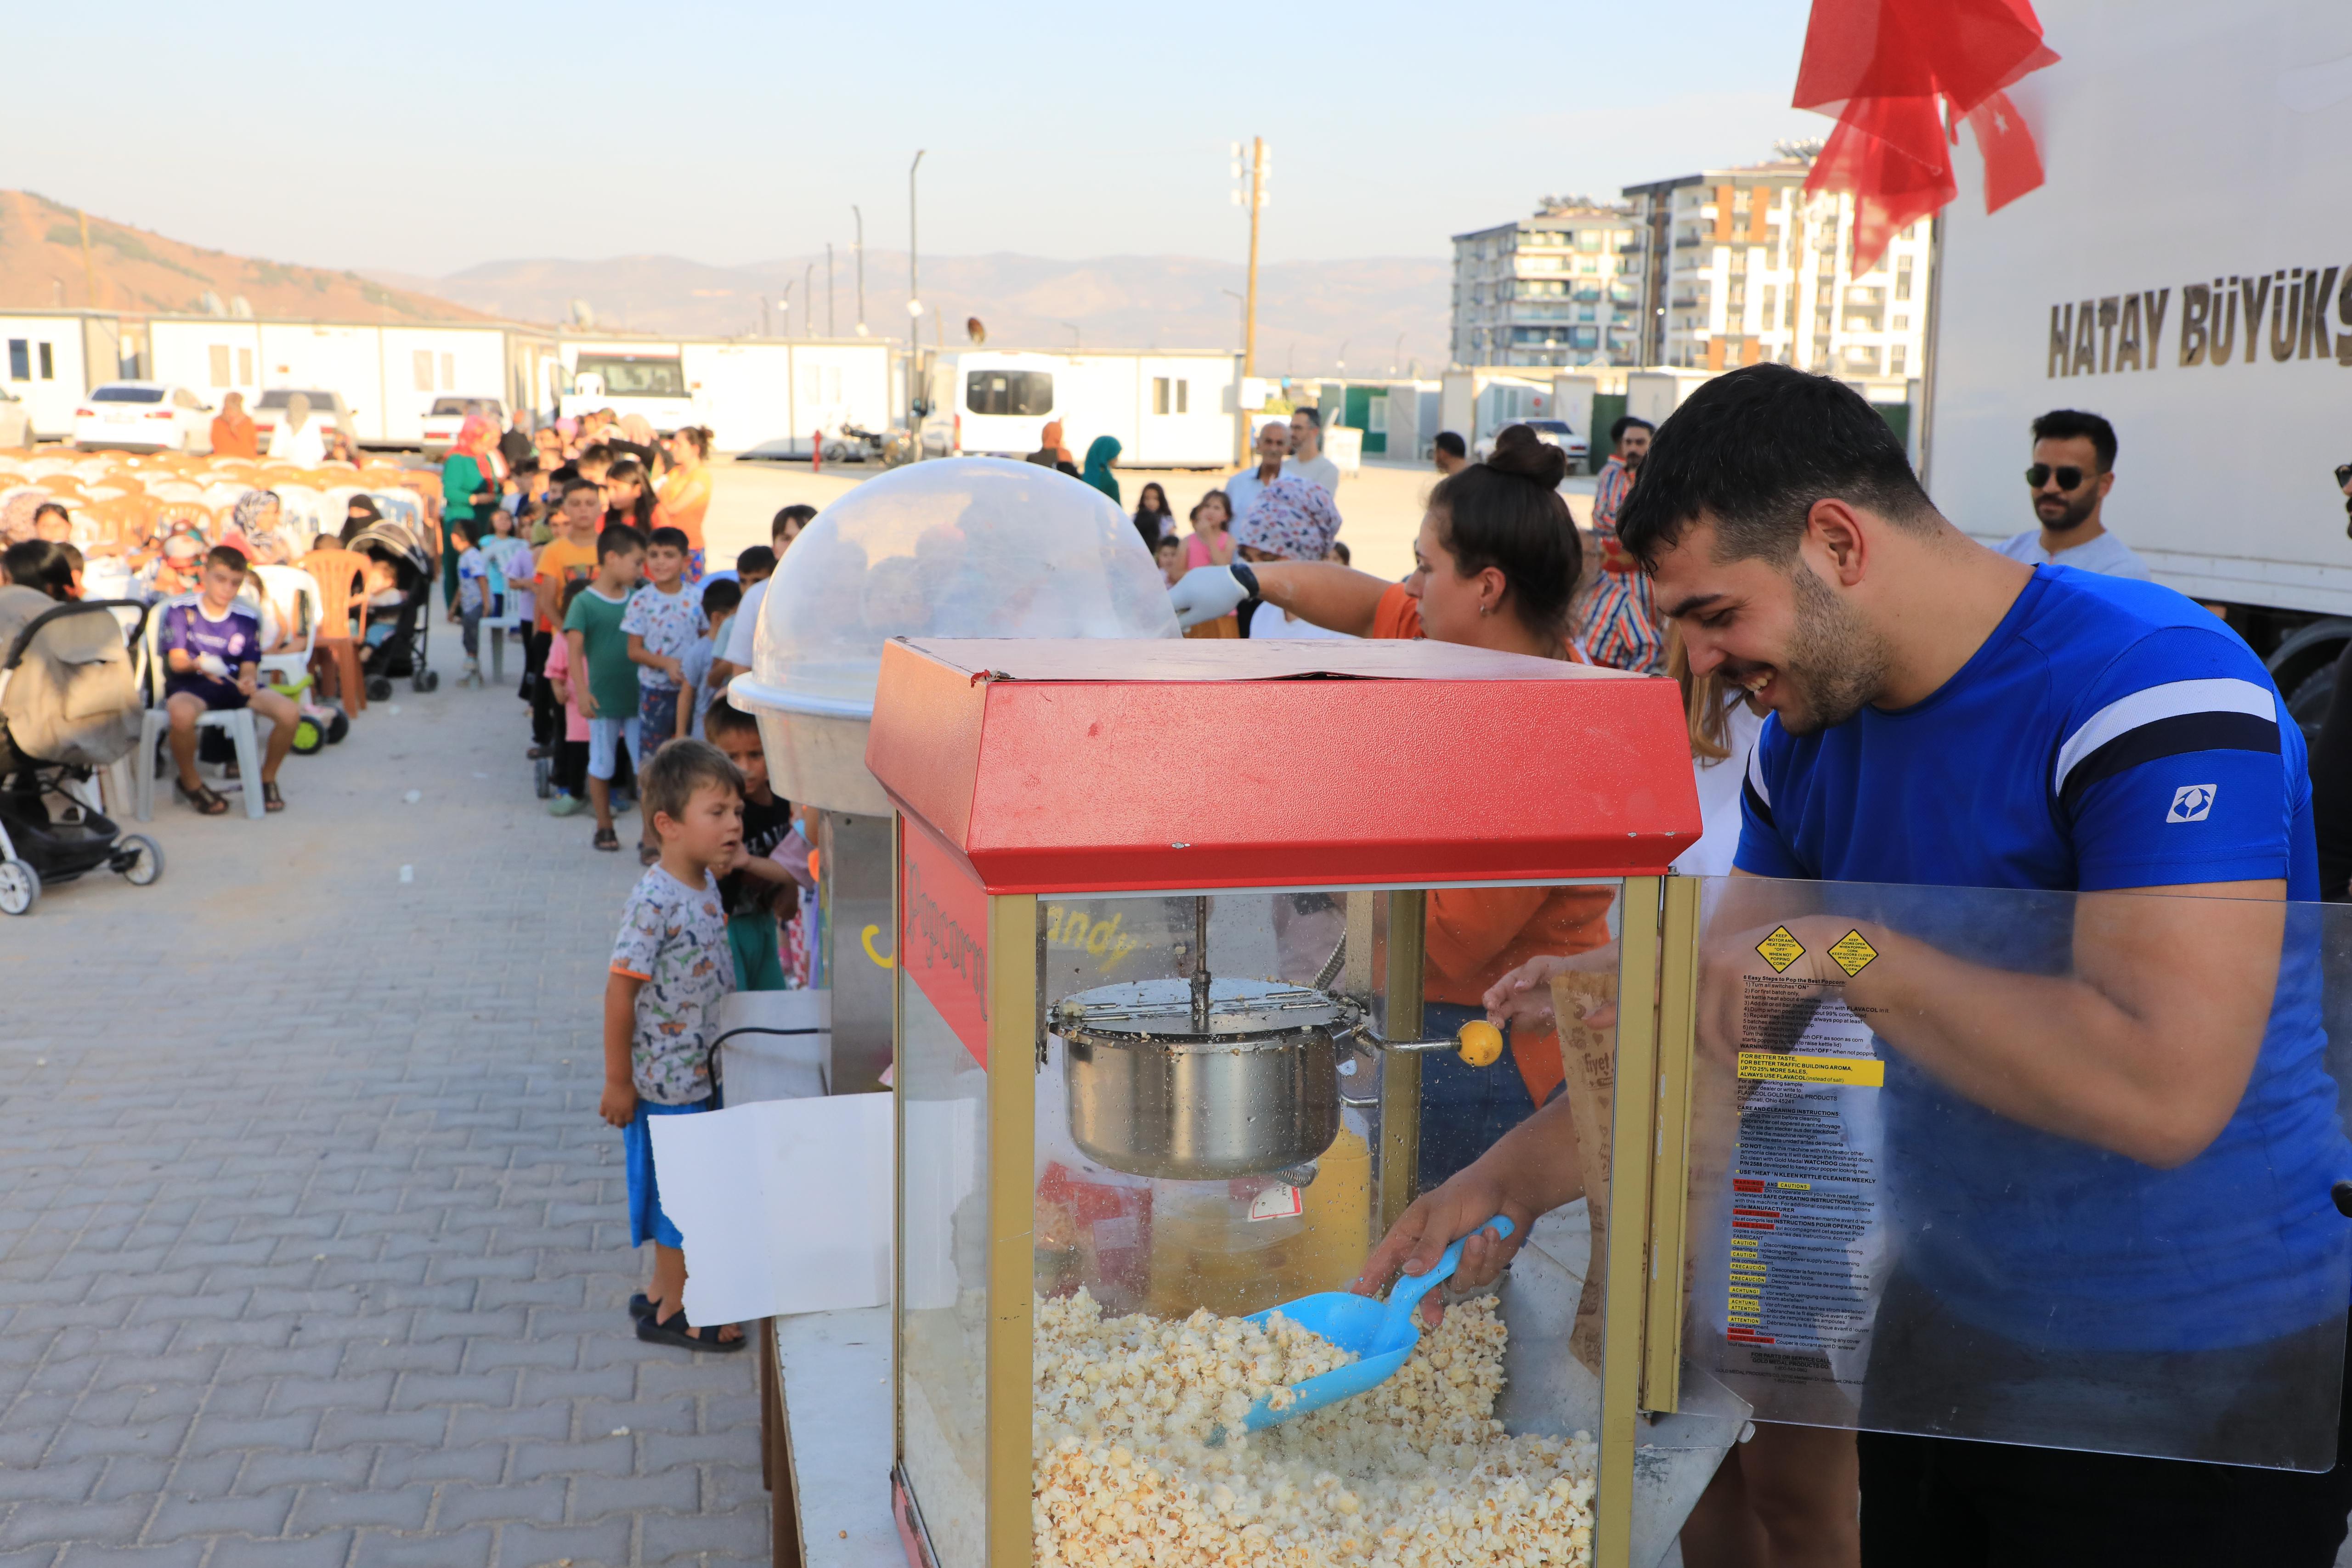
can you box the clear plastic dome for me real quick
[750,457,1179,715]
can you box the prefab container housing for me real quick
[0,311,121,439]
[553,337,894,455]
[924,349,1242,468]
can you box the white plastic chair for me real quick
[242,566,321,687]
[134,593,266,822]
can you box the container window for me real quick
[10,340,29,381]
[413,350,434,392]
[966,370,1052,417]
[209,345,231,387]
[37,343,52,380]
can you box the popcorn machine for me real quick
[867,636,1733,1568]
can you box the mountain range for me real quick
[370,250,1452,376]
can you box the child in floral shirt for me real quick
[601,738,746,1352]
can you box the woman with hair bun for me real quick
[656,425,717,580]
[1165,423,1609,1183]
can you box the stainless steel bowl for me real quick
[1054,978,1361,1181]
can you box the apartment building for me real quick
[1621,158,1931,380]
[1447,200,1644,370]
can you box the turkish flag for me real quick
[1794,0,2058,271]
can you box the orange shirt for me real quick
[534,536,599,632]
[209,412,258,459]
[654,464,712,552]
[1370,582,1612,1107]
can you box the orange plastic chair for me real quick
[150,500,216,541]
[300,547,371,713]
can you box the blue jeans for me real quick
[1415,1001,1547,1191]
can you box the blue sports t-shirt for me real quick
[1736,564,2352,1353]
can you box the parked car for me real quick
[73,382,214,453]
[1473,418,1589,470]
[0,384,29,449]
[251,388,358,451]
[420,396,506,457]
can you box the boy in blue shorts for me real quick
[160,546,299,816]
[601,737,746,1352]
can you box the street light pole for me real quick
[827,243,836,337]
[803,264,815,338]
[852,205,867,334]
[1243,136,1265,379]
[909,151,926,338]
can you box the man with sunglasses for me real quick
[1995,407,2151,580]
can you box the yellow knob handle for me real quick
[1456,1020,1504,1068]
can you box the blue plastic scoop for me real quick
[1220,1216,1515,1440]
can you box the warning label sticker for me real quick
[1755,927,1806,973]
[1828,930,1879,977]
[1738,1051,1886,1087]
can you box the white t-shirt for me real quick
[267,419,327,467]
[1671,698,1766,879]
[1242,600,1354,640]
[723,578,768,669]
[1283,452,1341,498]
[1993,527,2152,581]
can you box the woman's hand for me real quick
[1481,946,1621,1032]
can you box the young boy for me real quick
[621,525,707,750]
[677,576,741,741]
[1155,534,1184,587]
[734,545,775,588]
[530,478,604,759]
[701,698,797,992]
[566,524,645,852]
[451,517,489,687]
[543,579,593,817]
[159,546,300,816]
[602,737,747,1353]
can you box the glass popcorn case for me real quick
[868,637,1731,1568]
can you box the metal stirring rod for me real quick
[1190,896,1211,1032]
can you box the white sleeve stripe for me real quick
[2053,677,2277,795]
[1745,740,1771,809]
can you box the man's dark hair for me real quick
[647,525,691,554]
[1616,364,1936,570]
[560,476,603,503]
[204,544,249,576]
[1433,431,1467,459]
[772,504,817,539]
[2031,408,2118,473]
[597,524,647,561]
[1610,414,1656,446]
[701,577,743,615]
[736,544,776,577]
[702,696,758,738]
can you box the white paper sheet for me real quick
[649,1092,894,1323]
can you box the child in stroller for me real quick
[347,518,441,698]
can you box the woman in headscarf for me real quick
[209,392,259,459]
[341,493,384,546]
[655,425,715,580]
[266,393,328,467]
[1079,435,1122,504]
[1026,421,1077,476]
[223,490,292,562]
[1228,476,1349,641]
[440,414,501,610]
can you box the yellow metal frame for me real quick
[984,893,1040,1568]
[891,814,908,1469]
[1643,874,1702,1412]
[1376,890,1427,1237]
[1594,876,1663,1568]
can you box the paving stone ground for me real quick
[0,656,767,1567]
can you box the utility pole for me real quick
[909,150,927,431]
[1243,138,1266,378]
[908,151,926,338]
[852,205,866,334]
[76,209,99,307]
[826,243,836,337]
[804,264,815,338]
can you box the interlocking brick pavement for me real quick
[0,663,765,1567]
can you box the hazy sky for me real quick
[5,0,1823,279]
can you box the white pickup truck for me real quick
[1921,0,2352,734]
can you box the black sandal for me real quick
[628,1292,656,1320]
[177,781,230,816]
[636,1308,745,1353]
[261,782,285,813]
[222,758,241,781]
[593,826,620,852]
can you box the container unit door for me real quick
[683,344,793,454]
[1131,358,1225,465]
[1669,875,2352,1470]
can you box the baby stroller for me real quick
[0,589,162,915]
[347,518,441,698]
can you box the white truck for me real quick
[1921,0,2352,733]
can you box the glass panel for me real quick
[897,868,989,1568]
[1030,882,1719,1565]
[1678,875,2352,1470]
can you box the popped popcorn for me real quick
[1034,1292,1598,1568]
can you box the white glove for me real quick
[196,653,231,679]
[1168,564,1257,631]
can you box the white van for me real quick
[559,350,694,433]
[950,352,1060,458]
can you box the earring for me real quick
[1479,603,1494,616]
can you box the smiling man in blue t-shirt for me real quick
[1616,365,2352,1564]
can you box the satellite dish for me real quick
[200,290,225,317]
[229,295,253,319]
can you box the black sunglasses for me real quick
[2025,464,2088,491]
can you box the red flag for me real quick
[1794,0,2059,271]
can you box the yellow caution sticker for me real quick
[1738,1051,1886,1088]
[1775,1181,1811,1191]
[1755,926,1805,973]
[1729,1314,1762,1326]
[1730,1267,1766,1280]
[1729,1286,1759,1298]
[1829,929,1879,976]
